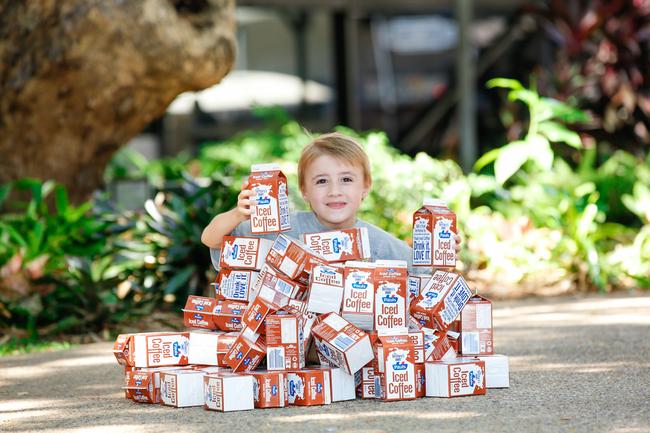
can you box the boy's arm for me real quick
[201,188,255,248]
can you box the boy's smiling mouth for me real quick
[326,201,347,209]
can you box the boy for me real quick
[201,132,460,269]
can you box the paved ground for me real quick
[1,293,649,433]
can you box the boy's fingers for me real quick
[238,189,255,199]
[239,198,257,207]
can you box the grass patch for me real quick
[0,337,76,357]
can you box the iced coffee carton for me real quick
[374,335,416,401]
[204,372,255,412]
[242,296,278,333]
[412,198,456,270]
[302,227,371,263]
[188,331,238,366]
[216,269,259,302]
[475,354,509,388]
[220,236,273,270]
[265,234,315,280]
[407,273,432,303]
[124,370,159,403]
[224,333,266,372]
[254,264,301,306]
[114,332,190,368]
[160,370,208,407]
[447,330,460,353]
[311,312,374,375]
[408,331,425,364]
[246,370,289,408]
[415,363,426,397]
[307,366,356,402]
[355,365,376,399]
[459,294,494,355]
[308,264,345,314]
[410,270,472,331]
[212,300,247,332]
[182,296,219,330]
[294,252,329,286]
[287,369,332,406]
[341,261,376,331]
[374,260,408,332]
[425,357,486,398]
[265,312,305,370]
[247,163,291,234]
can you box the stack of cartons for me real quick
[114,191,509,412]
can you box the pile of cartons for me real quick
[113,167,509,411]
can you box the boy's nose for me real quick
[327,184,342,196]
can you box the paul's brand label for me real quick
[224,333,266,372]
[425,358,486,398]
[374,335,416,401]
[182,296,219,330]
[412,198,456,270]
[247,163,291,234]
[459,294,494,355]
[374,260,408,332]
[246,370,288,408]
[308,265,345,314]
[287,369,332,406]
[212,300,247,332]
[410,271,472,331]
[220,236,272,270]
[311,312,374,375]
[204,373,255,412]
[265,234,315,280]
[303,228,371,262]
[265,313,305,370]
[216,269,259,302]
[342,261,376,331]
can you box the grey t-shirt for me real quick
[210,211,413,271]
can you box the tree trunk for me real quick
[0,0,236,203]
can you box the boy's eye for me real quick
[342,177,354,183]
[315,178,327,185]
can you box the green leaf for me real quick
[494,141,530,185]
[0,183,12,207]
[0,222,28,247]
[27,221,45,256]
[526,135,553,171]
[539,121,583,148]
[508,89,538,107]
[486,78,523,91]
[54,186,69,215]
[163,265,196,295]
[541,98,590,123]
[474,148,502,172]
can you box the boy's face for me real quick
[301,154,369,230]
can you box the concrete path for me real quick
[1,293,649,433]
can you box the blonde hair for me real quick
[298,132,372,193]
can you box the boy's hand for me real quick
[235,188,256,222]
[454,233,462,254]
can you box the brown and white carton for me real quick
[253,264,301,306]
[220,236,273,270]
[475,354,509,388]
[307,366,356,402]
[160,370,207,407]
[287,369,332,406]
[247,163,291,234]
[407,273,432,303]
[302,227,371,263]
[188,331,238,366]
[374,260,408,332]
[216,269,259,302]
[311,313,374,375]
[415,363,426,398]
[459,294,494,355]
[308,264,345,314]
[342,261,376,331]
[212,300,247,332]
[355,365,376,399]
[242,296,278,334]
[224,333,266,372]
[204,372,255,412]
[124,370,159,403]
[410,271,472,331]
[425,357,486,398]
[265,313,305,370]
[182,296,219,330]
[246,370,289,408]
[447,330,460,353]
[425,329,456,362]
[114,332,190,368]
[294,252,329,286]
[408,331,425,364]
[374,335,416,401]
[265,234,315,280]
[412,198,457,270]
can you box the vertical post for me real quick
[456,0,477,172]
[345,1,361,130]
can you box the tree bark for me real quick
[0,0,236,203]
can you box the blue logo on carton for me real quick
[271,385,278,396]
[424,291,438,300]
[332,239,341,254]
[255,312,262,321]
[243,357,251,366]
[196,305,205,311]
[289,381,296,396]
[231,318,241,324]
[316,383,323,393]
[230,245,239,259]
[236,351,243,360]
[352,281,368,290]
[393,361,408,371]
[193,313,204,320]
[173,342,180,357]
[135,379,142,386]
[232,309,242,315]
